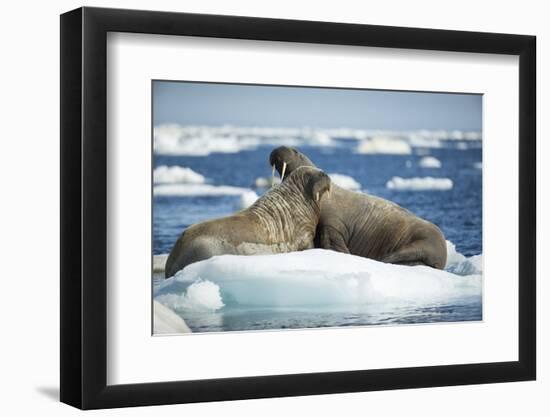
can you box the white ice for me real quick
[153,253,169,272]
[254,176,280,188]
[328,173,362,191]
[156,280,225,312]
[445,241,483,275]
[408,134,442,149]
[386,176,453,191]
[355,137,412,155]
[418,156,442,169]
[153,165,206,184]
[235,190,260,209]
[154,125,482,156]
[154,248,481,312]
[153,300,192,334]
[153,124,337,156]
[153,183,254,197]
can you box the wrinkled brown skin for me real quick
[269,147,447,269]
[165,167,332,278]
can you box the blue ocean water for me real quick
[176,299,482,333]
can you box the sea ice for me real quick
[153,124,482,156]
[153,300,192,334]
[253,176,280,188]
[235,190,260,209]
[328,173,361,191]
[153,183,253,197]
[386,176,453,191]
[153,165,206,184]
[154,249,481,312]
[355,137,412,155]
[418,156,442,168]
[408,134,442,149]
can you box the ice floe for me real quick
[328,173,361,191]
[156,280,224,313]
[418,156,442,168]
[235,190,260,209]
[153,165,206,184]
[355,137,412,155]
[153,183,253,197]
[253,176,280,188]
[154,249,481,311]
[153,124,336,156]
[445,241,482,275]
[153,300,192,334]
[386,176,453,191]
[408,134,442,149]
[153,124,482,156]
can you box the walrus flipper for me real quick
[318,225,350,254]
[380,241,432,268]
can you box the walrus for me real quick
[269,147,447,269]
[164,166,332,277]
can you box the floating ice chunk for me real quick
[328,173,361,191]
[254,176,280,188]
[154,244,481,277]
[153,165,206,184]
[419,156,442,168]
[310,131,333,146]
[153,183,253,197]
[156,249,481,308]
[153,300,191,334]
[386,176,453,191]
[153,125,481,155]
[456,142,469,150]
[445,241,483,276]
[154,254,169,272]
[154,126,257,156]
[408,134,442,148]
[254,177,270,188]
[464,131,482,141]
[156,279,225,312]
[447,254,483,276]
[473,162,483,169]
[355,137,412,155]
[235,190,259,209]
[445,240,466,267]
[450,130,465,140]
[154,124,337,155]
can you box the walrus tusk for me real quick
[315,192,319,202]
[281,162,287,181]
[271,165,276,186]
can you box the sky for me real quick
[153,81,482,131]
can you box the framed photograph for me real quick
[60,6,536,409]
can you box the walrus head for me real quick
[286,166,332,205]
[269,146,316,182]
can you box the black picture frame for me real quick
[60,6,536,410]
